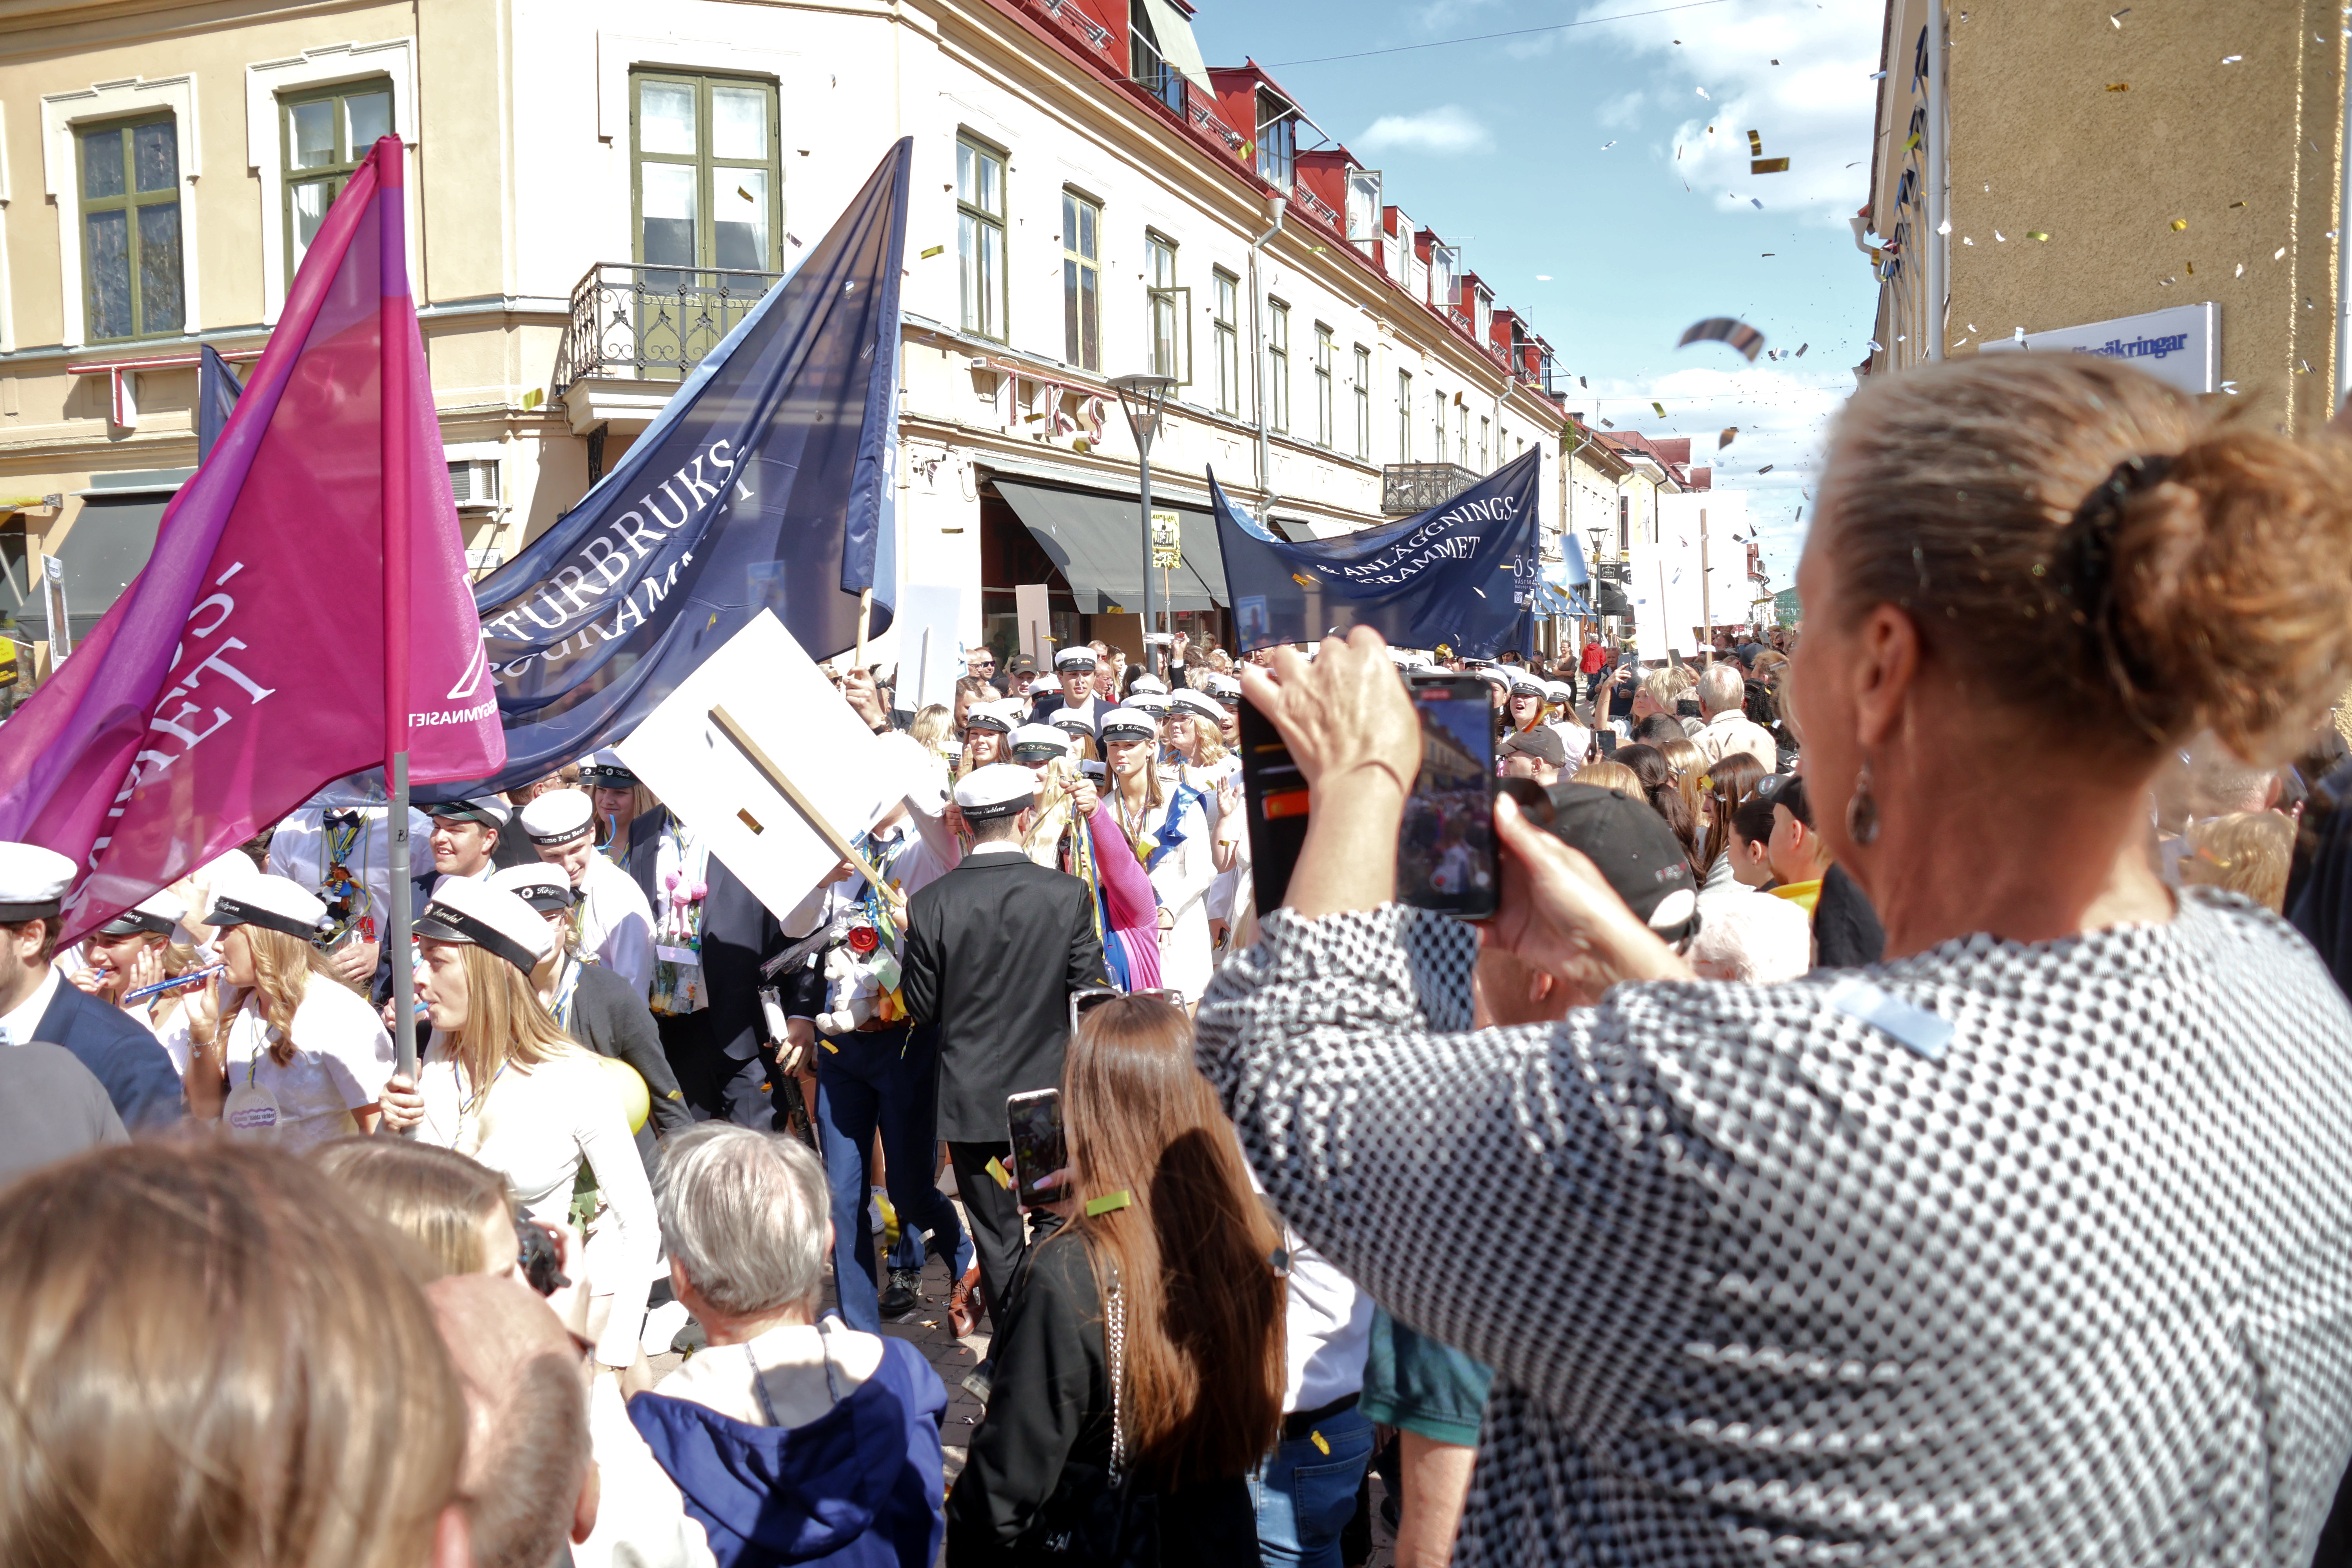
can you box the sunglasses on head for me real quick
[1069,986,1181,1034]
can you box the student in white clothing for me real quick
[173,875,394,1154]
[376,875,659,1373]
[520,787,656,997]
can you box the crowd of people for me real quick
[8,352,2352,1567]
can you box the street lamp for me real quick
[1109,372,1178,669]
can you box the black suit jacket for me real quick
[901,850,1107,1143]
[33,976,183,1133]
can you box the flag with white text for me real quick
[0,138,501,940]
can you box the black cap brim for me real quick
[415,904,541,974]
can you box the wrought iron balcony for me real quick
[1381,462,1479,515]
[1036,0,1111,51]
[1289,181,1343,234]
[554,261,785,392]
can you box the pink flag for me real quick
[0,138,502,941]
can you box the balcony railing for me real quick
[554,261,785,391]
[1289,181,1343,234]
[1381,462,1479,515]
[1036,0,1111,51]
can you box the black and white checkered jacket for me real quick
[1195,891,2352,1566]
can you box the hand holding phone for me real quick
[1006,1088,1069,1209]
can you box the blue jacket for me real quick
[33,973,182,1133]
[629,1336,946,1568]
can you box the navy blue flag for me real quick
[461,137,909,792]
[1211,447,1541,658]
[196,345,244,463]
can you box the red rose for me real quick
[846,926,879,955]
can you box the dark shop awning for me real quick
[993,479,1227,614]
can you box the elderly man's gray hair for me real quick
[1697,663,1746,716]
[653,1124,829,1316]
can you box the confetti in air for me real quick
[1757,465,1775,474]
[1719,427,1738,450]
[1651,401,1668,417]
[1677,317,1767,362]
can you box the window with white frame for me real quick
[956,134,1007,341]
[1062,188,1101,371]
[1313,324,1333,448]
[1266,299,1290,435]
[1396,369,1412,461]
[1352,345,1371,460]
[282,79,392,277]
[1212,270,1240,416]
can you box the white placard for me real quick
[1978,301,2219,394]
[1015,582,1053,666]
[893,581,968,713]
[616,612,895,924]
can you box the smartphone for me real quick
[1395,674,1499,918]
[1594,728,1619,757]
[1005,1088,1068,1207]
[1238,693,1312,914]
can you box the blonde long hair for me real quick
[441,942,573,1090]
[240,925,352,1067]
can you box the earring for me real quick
[1846,754,1882,848]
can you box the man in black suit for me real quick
[900,763,1108,1336]
[0,843,183,1132]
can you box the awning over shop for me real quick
[993,479,1228,613]
[1593,581,1634,617]
[1532,581,1574,616]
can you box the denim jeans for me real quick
[1250,1403,1375,1568]
[814,1022,971,1332]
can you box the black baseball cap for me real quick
[1498,727,1567,768]
[1508,780,1700,941]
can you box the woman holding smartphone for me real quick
[947,993,1284,1565]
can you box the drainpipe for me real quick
[1248,193,1287,514]
[1924,0,1947,361]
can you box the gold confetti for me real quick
[2106,83,2130,92]
[1752,157,1791,174]
[2027,230,2051,241]
[1311,1430,1333,1455]
[1747,130,1764,155]
[2170,219,2187,231]
[2186,261,2195,274]
[920,244,945,259]
[985,1155,1011,1189]
[1719,427,1739,449]
[1652,401,1668,417]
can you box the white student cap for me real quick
[1052,646,1097,673]
[1008,724,1071,763]
[0,844,74,923]
[1125,691,1172,718]
[1168,690,1223,723]
[1097,708,1158,744]
[519,788,597,847]
[490,863,577,914]
[962,699,1022,735]
[207,875,332,942]
[579,748,639,789]
[1127,673,1168,695]
[429,794,512,828]
[953,764,1037,822]
[96,888,188,939]
[415,875,554,975]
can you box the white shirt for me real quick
[1693,708,1775,770]
[1245,1156,1370,1413]
[578,853,656,998]
[412,1044,658,1367]
[573,1376,715,1568]
[654,1318,883,1429]
[162,976,395,1155]
[0,964,62,1047]
[268,803,435,944]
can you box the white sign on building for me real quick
[1978,302,2220,394]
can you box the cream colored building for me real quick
[0,0,1582,682]
[1861,0,2345,434]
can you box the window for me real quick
[956,135,1007,340]
[282,80,393,277]
[1266,299,1290,434]
[633,74,782,284]
[1352,345,1371,459]
[1212,269,1240,416]
[1061,190,1101,370]
[1396,370,1412,460]
[1456,403,1468,468]
[1312,325,1333,448]
[77,115,183,342]
[1618,495,1630,554]
[1345,169,1382,254]
[1257,93,1297,189]
[1145,232,1188,383]
[1478,416,1490,471]
[1432,395,1446,468]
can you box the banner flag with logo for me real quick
[460,136,911,793]
[0,137,503,940]
[1210,447,1541,658]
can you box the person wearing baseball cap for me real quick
[172,874,398,1154]
[902,763,1111,1334]
[1498,725,1568,788]
[0,842,182,1132]
[378,873,659,1370]
[520,788,656,998]
[490,864,690,1173]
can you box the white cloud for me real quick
[1355,105,1494,156]
[1578,0,1882,228]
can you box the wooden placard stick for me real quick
[855,587,874,674]
[708,704,905,916]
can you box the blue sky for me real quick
[1186,0,1886,588]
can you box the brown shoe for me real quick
[949,1263,985,1338]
